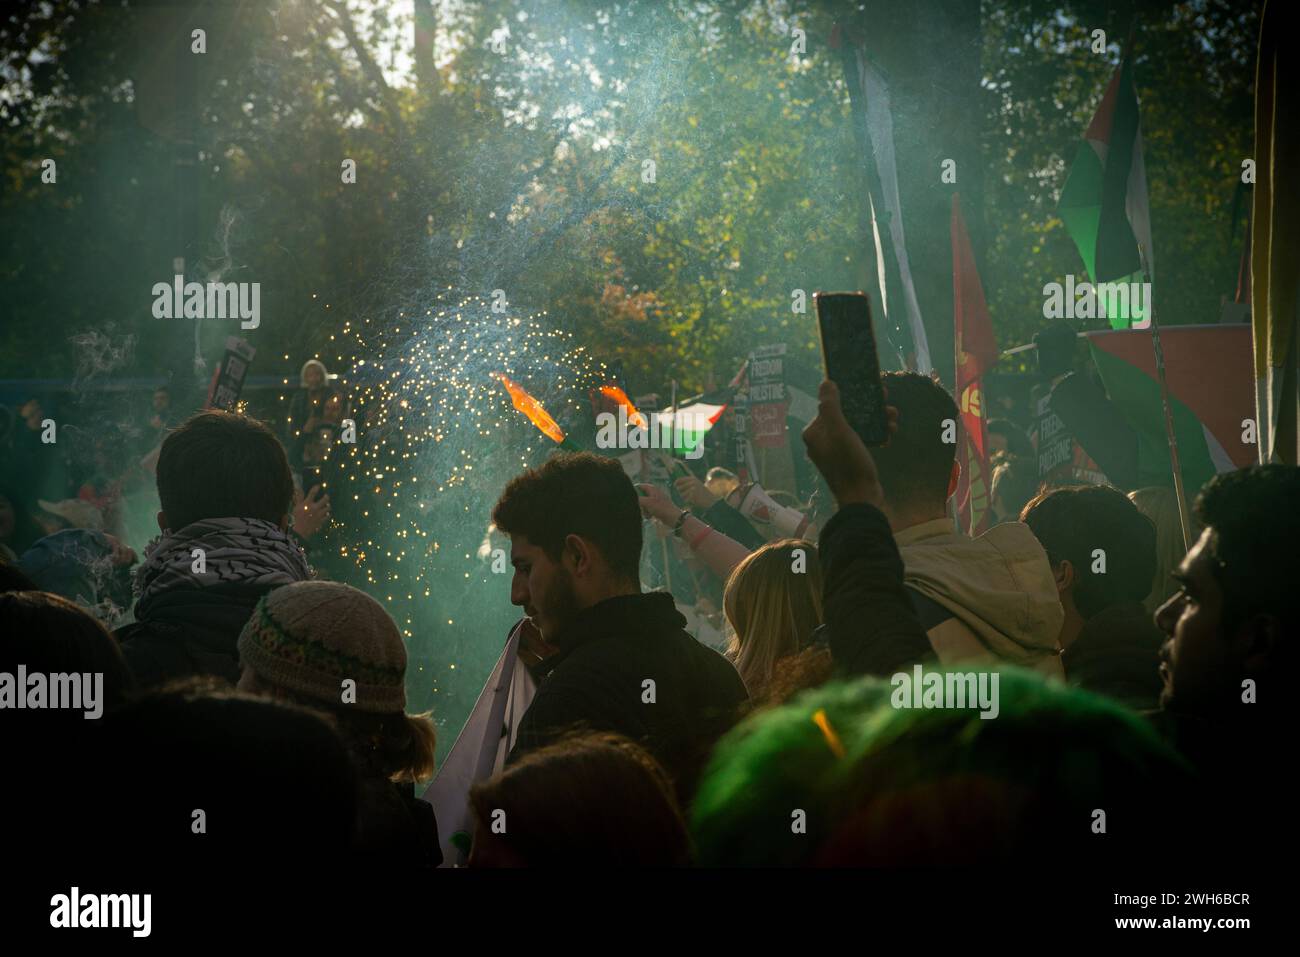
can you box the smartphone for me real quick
[813,291,889,446]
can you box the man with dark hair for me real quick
[1157,465,1295,718]
[823,372,1062,678]
[155,410,295,529]
[492,452,747,803]
[1151,464,1297,856]
[116,411,311,688]
[1021,485,1164,709]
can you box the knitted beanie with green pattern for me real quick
[237,581,407,713]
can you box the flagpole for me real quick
[1140,244,1194,552]
[663,382,677,593]
[1114,22,1193,548]
[670,379,678,462]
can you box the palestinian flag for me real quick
[1251,0,1300,465]
[1087,325,1255,497]
[652,401,726,457]
[1058,53,1154,329]
[952,194,999,535]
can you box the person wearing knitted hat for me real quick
[237,580,441,866]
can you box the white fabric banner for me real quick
[857,50,933,374]
[422,620,537,866]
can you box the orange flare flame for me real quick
[598,384,647,429]
[495,372,566,444]
[811,708,846,759]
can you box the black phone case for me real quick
[814,291,889,446]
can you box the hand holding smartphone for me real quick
[813,291,889,446]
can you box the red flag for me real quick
[952,194,998,534]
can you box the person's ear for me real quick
[156,510,168,533]
[947,459,961,500]
[279,513,290,533]
[1053,559,1075,595]
[1241,613,1280,674]
[563,533,593,577]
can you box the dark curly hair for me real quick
[1195,464,1300,634]
[491,452,643,583]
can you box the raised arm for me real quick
[637,483,753,581]
[801,381,930,676]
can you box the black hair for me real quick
[469,731,689,866]
[873,372,960,510]
[1021,484,1156,618]
[156,411,294,530]
[0,589,136,713]
[1195,464,1300,634]
[492,452,643,583]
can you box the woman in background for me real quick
[286,359,347,464]
[723,539,824,701]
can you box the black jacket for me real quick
[115,583,275,688]
[818,503,931,676]
[1063,601,1165,711]
[1147,705,1289,859]
[352,771,442,868]
[509,592,748,804]
[703,500,767,550]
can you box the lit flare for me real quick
[598,384,647,429]
[494,372,566,444]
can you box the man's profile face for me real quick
[508,534,580,643]
[1155,528,1236,713]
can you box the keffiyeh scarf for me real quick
[133,517,312,616]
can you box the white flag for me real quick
[422,620,536,866]
[857,50,933,374]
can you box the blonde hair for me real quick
[1128,486,1192,616]
[723,539,823,698]
[378,712,438,783]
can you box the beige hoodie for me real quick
[895,518,1065,680]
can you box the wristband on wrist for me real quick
[671,509,690,534]
[689,523,713,549]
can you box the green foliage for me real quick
[0,0,1259,388]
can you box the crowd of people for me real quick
[1,358,1292,869]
